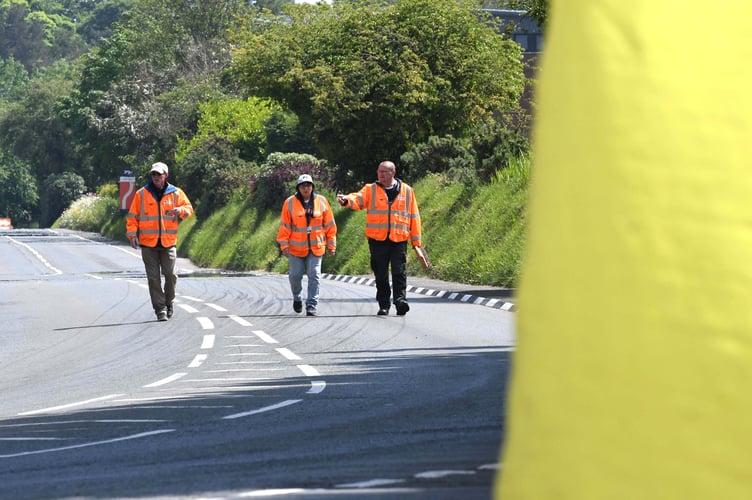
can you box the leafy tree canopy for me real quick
[230,0,525,185]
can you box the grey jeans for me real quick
[141,245,177,312]
[287,253,322,309]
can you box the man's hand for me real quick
[165,207,182,219]
[128,236,139,249]
[337,194,348,206]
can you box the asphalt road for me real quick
[0,228,515,499]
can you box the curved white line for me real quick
[143,373,186,388]
[197,317,214,330]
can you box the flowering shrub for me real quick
[54,194,119,231]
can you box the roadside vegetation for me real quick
[2,0,545,288]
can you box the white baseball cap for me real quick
[150,162,169,175]
[296,174,314,188]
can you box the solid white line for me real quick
[253,330,278,344]
[336,479,406,488]
[188,354,207,367]
[18,394,124,416]
[143,373,187,388]
[223,399,302,420]
[0,429,175,459]
[276,348,300,361]
[229,315,253,326]
[415,470,476,479]
[198,317,214,330]
[84,274,103,280]
[7,236,62,275]
[201,334,216,349]
[297,365,319,377]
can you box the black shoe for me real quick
[166,304,174,319]
[377,308,389,316]
[306,307,317,316]
[293,300,303,313]
[156,310,168,322]
[395,301,410,316]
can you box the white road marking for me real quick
[84,274,102,280]
[207,303,228,311]
[336,479,406,488]
[415,470,476,479]
[179,304,200,313]
[297,365,319,377]
[253,330,278,344]
[276,348,300,361]
[6,236,62,275]
[180,296,204,302]
[223,399,302,420]
[229,315,253,326]
[18,394,124,416]
[201,334,216,348]
[198,317,214,330]
[308,381,326,394]
[188,354,207,367]
[143,373,187,387]
[0,429,175,459]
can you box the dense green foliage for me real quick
[100,157,529,287]
[0,0,546,287]
[231,0,525,186]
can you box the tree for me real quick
[39,171,86,227]
[504,0,548,28]
[0,150,38,226]
[231,0,525,185]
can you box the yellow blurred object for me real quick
[496,1,752,499]
[413,246,431,269]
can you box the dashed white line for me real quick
[179,304,200,314]
[276,348,301,361]
[297,365,320,377]
[253,330,278,344]
[188,354,207,368]
[197,317,214,330]
[207,303,228,312]
[308,381,326,394]
[201,334,216,349]
[229,315,253,326]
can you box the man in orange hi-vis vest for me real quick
[277,174,337,317]
[337,161,422,316]
[126,162,193,322]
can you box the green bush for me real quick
[53,193,119,231]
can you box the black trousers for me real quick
[368,239,408,310]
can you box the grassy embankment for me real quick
[59,161,529,288]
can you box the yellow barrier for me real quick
[496,2,752,499]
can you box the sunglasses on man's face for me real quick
[151,172,164,177]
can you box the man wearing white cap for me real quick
[126,162,194,321]
[276,174,337,316]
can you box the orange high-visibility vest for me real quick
[344,180,422,246]
[126,183,193,248]
[277,193,337,258]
